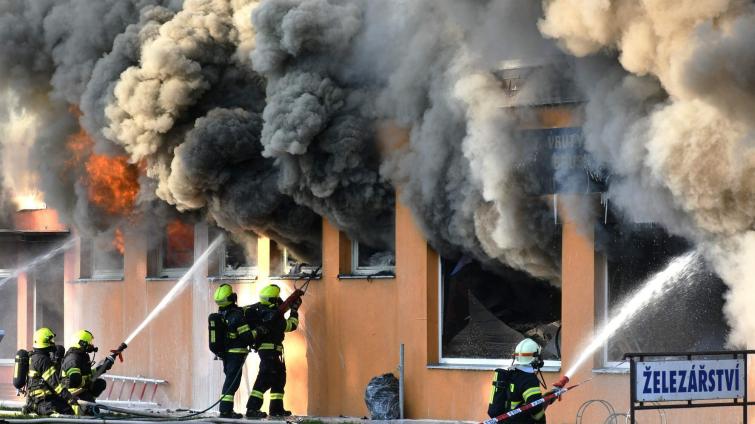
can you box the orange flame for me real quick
[165,220,194,267]
[112,228,125,255]
[65,107,140,216]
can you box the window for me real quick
[156,220,194,277]
[210,230,257,279]
[33,249,64,340]
[439,256,562,366]
[270,240,321,278]
[599,223,729,366]
[79,233,124,279]
[0,273,17,361]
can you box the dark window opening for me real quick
[601,223,729,362]
[209,229,257,278]
[440,256,562,361]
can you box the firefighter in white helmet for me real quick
[487,338,548,423]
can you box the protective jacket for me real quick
[221,304,254,355]
[26,348,76,415]
[488,366,546,423]
[61,348,107,403]
[245,302,298,351]
[244,301,299,415]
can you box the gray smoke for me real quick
[0,0,181,235]
[250,0,562,277]
[540,0,755,345]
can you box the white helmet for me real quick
[513,338,542,365]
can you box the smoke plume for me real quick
[540,0,755,345]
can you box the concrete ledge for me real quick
[428,363,561,373]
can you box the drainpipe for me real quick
[399,343,405,419]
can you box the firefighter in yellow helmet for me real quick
[61,330,107,414]
[244,284,301,418]
[488,338,548,423]
[25,328,79,415]
[210,284,268,419]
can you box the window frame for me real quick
[350,240,395,276]
[437,257,561,369]
[216,238,257,279]
[0,268,15,362]
[157,223,195,279]
[83,238,125,280]
[596,252,628,370]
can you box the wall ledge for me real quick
[337,274,395,280]
[427,363,561,373]
[71,278,124,283]
[592,367,630,375]
[208,276,258,283]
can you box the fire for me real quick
[165,220,194,267]
[14,191,46,211]
[65,107,140,216]
[112,228,125,255]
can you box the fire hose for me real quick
[91,343,128,381]
[481,376,591,424]
[278,266,320,314]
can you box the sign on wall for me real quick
[635,359,744,402]
[517,127,605,195]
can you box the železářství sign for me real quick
[636,359,744,402]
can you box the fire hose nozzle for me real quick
[553,375,569,389]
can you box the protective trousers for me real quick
[219,353,247,414]
[246,352,286,414]
[78,379,107,403]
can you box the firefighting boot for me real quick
[245,409,267,419]
[219,411,243,419]
[268,397,291,417]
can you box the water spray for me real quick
[124,235,224,345]
[563,251,701,380]
[0,236,78,290]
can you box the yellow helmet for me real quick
[71,329,95,350]
[259,284,281,305]
[214,284,236,307]
[33,328,56,349]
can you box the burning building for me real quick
[1,0,754,423]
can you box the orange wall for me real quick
[63,229,195,406]
[47,199,752,423]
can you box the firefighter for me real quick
[25,328,79,416]
[212,284,267,419]
[244,284,301,418]
[488,338,548,423]
[61,330,107,414]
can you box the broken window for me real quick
[209,229,257,279]
[599,223,729,364]
[270,240,286,277]
[271,241,321,278]
[440,255,562,364]
[157,220,195,277]
[79,233,124,279]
